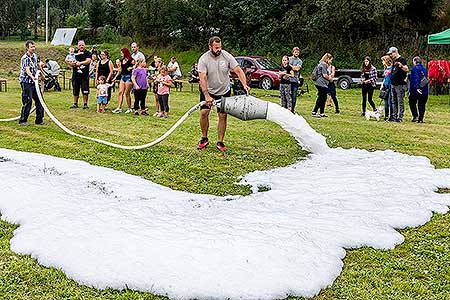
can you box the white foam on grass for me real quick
[0,102,450,300]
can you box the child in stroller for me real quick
[231,70,252,95]
[43,59,62,92]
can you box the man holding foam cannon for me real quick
[197,36,250,152]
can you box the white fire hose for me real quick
[0,107,36,122]
[1,72,268,150]
[1,72,206,150]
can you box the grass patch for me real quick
[1,50,450,299]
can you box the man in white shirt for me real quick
[167,57,182,78]
[131,42,145,64]
[168,56,182,89]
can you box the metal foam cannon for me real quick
[214,95,268,121]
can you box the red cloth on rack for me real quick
[428,60,450,86]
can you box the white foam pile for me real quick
[0,102,449,300]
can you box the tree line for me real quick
[1,0,449,66]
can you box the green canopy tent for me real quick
[428,28,450,45]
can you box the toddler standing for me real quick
[155,66,172,118]
[96,75,112,113]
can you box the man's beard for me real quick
[211,49,221,57]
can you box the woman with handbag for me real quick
[409,56,429,123]
[380,55,393,121]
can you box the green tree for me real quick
[89,0,106,28]
[66,11,91,28]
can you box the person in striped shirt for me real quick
[18,40,44,126]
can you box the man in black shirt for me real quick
[387,46,409,122]
[66,40,92,109]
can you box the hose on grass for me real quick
[2,71,206,150]
[0,107,36,122]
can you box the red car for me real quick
[231,56,281,90]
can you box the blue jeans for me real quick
[291,81,300,112]
[383,85,394,120]
[20,82,44,124]
[327,82,339,112]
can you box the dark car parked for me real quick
[231,56,281,90]
[333,69,385,89]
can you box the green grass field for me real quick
[1,42,450,299]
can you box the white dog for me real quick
[365,106,384,121]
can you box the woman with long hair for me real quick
[311,53,333,118]
[95,50,114,107]
[326,58,340,114]
[112,48,134,113]
[360,56,377,116]
[380,55,393,121]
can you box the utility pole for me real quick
[45,0,49,43]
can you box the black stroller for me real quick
[231,78,247,95]
[43,59,62,92]
[231,70,252,95]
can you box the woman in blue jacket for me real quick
[409,56,429,123]
[380,55,393,121]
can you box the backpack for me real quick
[311,64,320,81]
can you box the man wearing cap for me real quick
[131,42,145,64]
[387,46,409,122]
[91,45,99,58]
[289,46,303,113]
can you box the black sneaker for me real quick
[83,104,89,109]
[197,137,209,150]
[70,104,78,109]
[18,122,29,126]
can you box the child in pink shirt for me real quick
[155,66,172,118]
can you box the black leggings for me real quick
[361,84,376,112]
[133,89,147,110]
[158,94,169,112]
[313,85,329,114]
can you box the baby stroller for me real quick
[43,59,62,92]
[296,77,309,96]
[231,70,252,95]
[231,78,248,95]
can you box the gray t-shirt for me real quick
[314,61,329,88]
[289,56,303,81]
[131,51,145,63]
[198,49,239,95]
